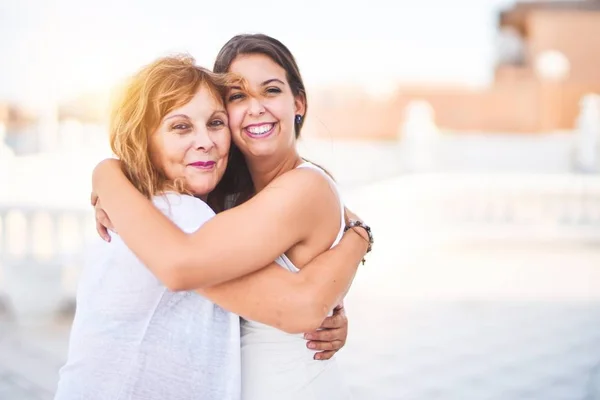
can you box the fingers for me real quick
[95,206,114,242]
[90,192,99,206]
[305,327,342,343]
[91,191,109,242]
[96,207,115,231]
[96,220,111,242]
[307,339,343,352]
[304,304,348,361]
[344,207,360,222]
[343,207,350,225]
[313,350,336,361]
[317,310,347,330]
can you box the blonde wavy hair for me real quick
[109,54,239,198]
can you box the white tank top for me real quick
[240,161,352,400]
[55,194,241,400]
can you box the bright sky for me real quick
[0,0,515,108]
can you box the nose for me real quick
[248,96,265,116]
[192,127,215,152]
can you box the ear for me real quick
[294,93,306,117]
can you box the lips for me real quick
[189,161,216,169]
[244,123,275,138]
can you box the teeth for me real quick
[247,124,273,135]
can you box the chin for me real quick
[186,182,214,197]
[245,143,280,158]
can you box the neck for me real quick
[247,150,303,193]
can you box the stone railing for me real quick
[346,172,600,244]
[2,172,600,321]
[0,204,93,322]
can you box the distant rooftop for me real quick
[499,0,600,34]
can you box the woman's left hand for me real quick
[91,192,115,242]
[90,158,122,242]
[304,303,348,360]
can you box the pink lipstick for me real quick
[189,161,216,169]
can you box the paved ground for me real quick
[0,316,70,400]
[2,241,600,400]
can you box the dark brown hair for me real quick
[211,33,309,208]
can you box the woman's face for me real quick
[225,53,305,160]
[151,84,230,197]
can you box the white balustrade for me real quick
[348,173,600,244]
[399,100,441,173]
[0,204,93,322]
[574,93,600,172]
[1,173,600,322]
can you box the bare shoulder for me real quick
[217,166,341,253]
[265,166,337,200]
[252,166,340,222]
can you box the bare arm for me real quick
[92,158,343,289]
[198,228,367,333]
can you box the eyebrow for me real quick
[163,110,227,122]
[261,78,285,86]
[229,78,285,91]
[164,114,189,121]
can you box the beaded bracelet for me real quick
[344,219,373,254]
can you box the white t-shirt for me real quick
[55,193,241,400]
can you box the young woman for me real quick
[56,54,368,400]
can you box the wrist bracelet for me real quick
[344,219,373,254]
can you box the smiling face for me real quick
[150,84,231,198]
[225,53,305,160]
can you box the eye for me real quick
[209,119,225,128]
[266,87,282,94]
[227,92,245,102]
[171,123,191,131]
